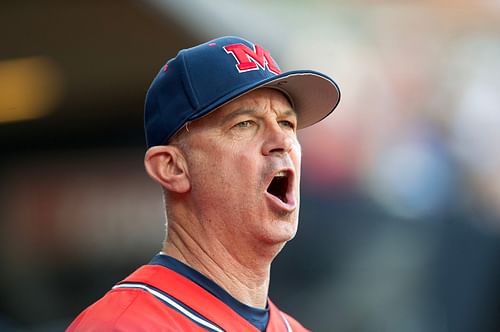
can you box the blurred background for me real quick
[1,0,500,331]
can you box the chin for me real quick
[260,218,298,245]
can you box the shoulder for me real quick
[66,287,204,332]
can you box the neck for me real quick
[163,221,277,309]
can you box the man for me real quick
[67,36,340,331]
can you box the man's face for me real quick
[180,88,302,248]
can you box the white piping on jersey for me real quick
[279,312,293,332]
[112,283,224,332]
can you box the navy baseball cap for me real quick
[144,36,341,147]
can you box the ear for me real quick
[144,145,190,193]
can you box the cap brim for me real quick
[261,70,341,129]
[185,70,340,133]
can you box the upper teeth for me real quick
[275,171,287,177]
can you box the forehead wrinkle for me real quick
[219,104,296,125]
[212,89,297,127]
[218,108,260,126]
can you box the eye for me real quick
[235,120,253,128]
[279,120,296,130]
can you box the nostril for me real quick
[262,128,294,155]
[269,147,286,154]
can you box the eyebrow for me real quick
[219,108,297,126]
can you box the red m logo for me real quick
[223,43,281,75]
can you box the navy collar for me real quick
[149,254,269,331]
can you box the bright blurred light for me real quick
[0,56,63,123]
[363,132,453,220]
[450,37,500,175]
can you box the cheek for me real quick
[189,145,256,191]
[222,150,259,185]
[185,146,221,188]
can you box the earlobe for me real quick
[144,146,190,193]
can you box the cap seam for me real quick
[179,51,199,111]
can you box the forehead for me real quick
[204,88,295,121]
[171,88,296,143]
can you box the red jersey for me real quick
[67,256,309,331]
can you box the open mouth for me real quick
[266,170,290,204]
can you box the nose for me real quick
[261,123,294,156]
